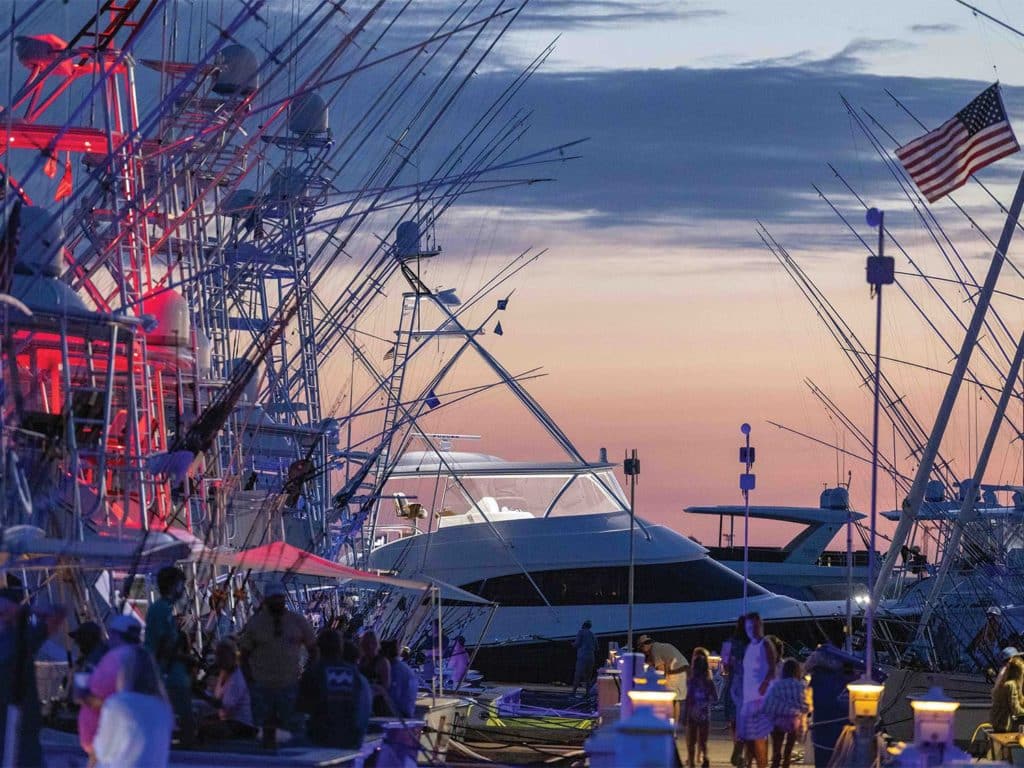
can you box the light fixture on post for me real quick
[627,668,676,724]
[892,687,970,767]
[615,668,677,768]
[847,678,884,720]
[910,687,958,747]
[847,677,884,767]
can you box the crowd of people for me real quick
[0,566,434,767]
[572,613,814,768]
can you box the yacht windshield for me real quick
[379,457,628,534]
[455,469,627,518]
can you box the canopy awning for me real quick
[212,541,428,591]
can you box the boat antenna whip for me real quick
[624,449,639,652]
[864,207,894,681]
[739,425,755,613]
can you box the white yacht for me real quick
[685,488,871,601]
[369,449,854,682]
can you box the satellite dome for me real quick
[212,44,259,96]
[288,92,329,136]
[141,289,190,347]
[8,206,66,277]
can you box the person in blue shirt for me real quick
[300,630,371,749]
[145,566,196,747]
[382,639,417,718]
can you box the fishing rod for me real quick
[840,99,1019,367]
[758,223,956,486]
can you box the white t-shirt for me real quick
[93,691,173,768]
[742,638,771,705]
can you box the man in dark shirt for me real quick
[300,631,371,749]
[572,620,597,696]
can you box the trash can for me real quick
[805,644,866,768]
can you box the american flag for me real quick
[896,83,1019,203]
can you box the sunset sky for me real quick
[9,0,1024,552]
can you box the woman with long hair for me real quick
[991,656,1024,732]
[721,614,749,767]
[685,647,718,768]
[92,646,173,768]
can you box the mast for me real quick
[871,170,1024,605]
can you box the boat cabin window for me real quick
[459,559,766,606]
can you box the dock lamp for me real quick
[847,677,885,766]
[847,678,884,721]
[627,668,676,723]
[910,687,958,748]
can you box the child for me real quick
[761,658,810,768]
[684,647,718,768]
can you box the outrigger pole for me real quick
[871,170,1024,606]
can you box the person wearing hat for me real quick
[0,585,67,767]
[77,613,143,759]
[238,581,316,750]
[994,647,1023,692]
[637,634,689,723]
[969,606,1007,669]
[571,620,597,697]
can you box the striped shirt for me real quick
[762,677,809,717]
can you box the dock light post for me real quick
[865,207,893,681]
[625,449,640,652]
[739,424,756,612]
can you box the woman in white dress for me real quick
[737,613,776,768]
[92,645,174,768]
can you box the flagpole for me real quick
[872,168,1024,606]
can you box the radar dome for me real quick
[212,44,259,96]
[288,92,328,136]
[141,289,190,347]
[819,487,849,510]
